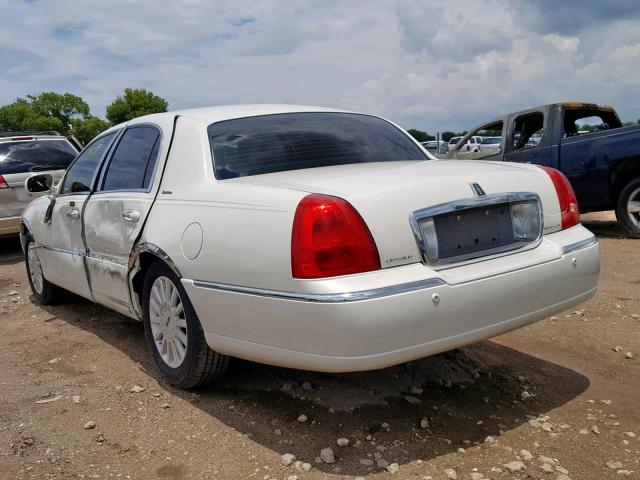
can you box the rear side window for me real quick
[101,126,160,191]
[0,139,78,175]
[208,112,428,179]
[512,113,544,150]
[61,133,116,194]
[563,108,623,137]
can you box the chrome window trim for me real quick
[56,129,123,198]
[562,235,598,255]
[409,192,544,270]
[192,278,446,303]
[96,123,164,194]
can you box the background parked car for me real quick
[0,131,79,236]
[447,136,463,153]
[479,136,501,152]
[464,135,483,152]
[420,140,447,155]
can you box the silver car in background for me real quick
[0,132,79,236]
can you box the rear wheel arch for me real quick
[615,176,640,237]
[610,158,640,204]
[20,220,33,252]
[129,243,182,316]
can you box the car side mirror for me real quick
[25,173,54,194]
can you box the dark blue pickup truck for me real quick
[447,102,640,236]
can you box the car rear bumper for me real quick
[183,225,599,372]
[0,216,21,236]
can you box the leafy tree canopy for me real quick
[0,92,110,144]
[407,129,435,142]
[106,88,168,125]
[27,92,90,126]
[441,130,468,142]
[0,100,65,133]
[70,116,111,145]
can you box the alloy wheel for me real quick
[628,187,640,227]
[149,276,188,368]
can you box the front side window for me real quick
[208,112,428,179]
[61,133,116,194]
[451,122,503,159]
[101,126,161,191]
[0,139,78,175]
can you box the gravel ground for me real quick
[0,212,638,480]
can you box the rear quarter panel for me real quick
[139,116,307,292]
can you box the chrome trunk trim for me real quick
[409,192,544,270]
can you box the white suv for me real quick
[0,132,79,236]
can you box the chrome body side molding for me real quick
[562,235,598,255]
[192,277,446,303]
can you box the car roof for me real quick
[105,104,354,134]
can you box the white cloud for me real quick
[1,0,639,132]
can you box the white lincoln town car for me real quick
[20,105,599,388]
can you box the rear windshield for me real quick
[207,112,428,179]
[0,139,78,175]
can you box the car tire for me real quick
[25,235,65,305]
[142,261,229,388]
[615,177,640,238]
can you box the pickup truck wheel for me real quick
[25,236,64,305]
[616,178,640,238]
[142,262,229,388]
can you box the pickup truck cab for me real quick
[447,102,640,236]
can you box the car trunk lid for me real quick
[228,160,561,269]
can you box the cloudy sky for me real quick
[2,0,640,132]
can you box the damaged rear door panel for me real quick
[82,123,169,316]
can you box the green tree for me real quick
[106,88,168,124]
[0,92,93,135]
[70,116,110,145]
[441,130,468,142]
[441,131,457,142]
[27,92,90,127]
[407,129,434,142]
[0,100,64,132]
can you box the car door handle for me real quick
[122,210,141,222]
[65,209,80,220]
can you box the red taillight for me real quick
[291,194,380,278]
[11,136,33,141]
[0,175,8,189]
[539,166,580,229]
